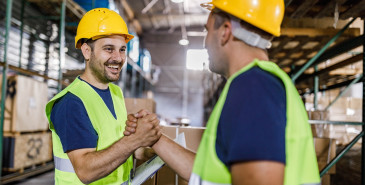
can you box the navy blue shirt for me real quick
[216,67,287,168]
[50,77,116,153]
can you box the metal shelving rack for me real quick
[0,0,67,183]
[289,18,364,183]
[0,1,155,182]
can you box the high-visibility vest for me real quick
[46,77,133,185]
[190,60,321,185]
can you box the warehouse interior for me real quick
[0,0,364,184]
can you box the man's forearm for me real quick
[68,136,139,184]
[152,135,195,181]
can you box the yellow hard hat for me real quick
[201,0,284,36]
[75,8,134,49]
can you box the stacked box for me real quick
[0,75,52,172]
[125,98,156,115]
[308,110,331,138]
[3,132,53,171]
[0,75,49,132]
[314,137,336,175]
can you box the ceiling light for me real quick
[171,0,183,3]
[179,39,189,46]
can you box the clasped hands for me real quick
[124,109,162,148]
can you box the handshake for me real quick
[123,109,162,148]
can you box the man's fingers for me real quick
[124,131,131,136]
[126,121,137,127]
[127,114,137,122]
[126,126,136,133]
[151,119,160,128]
[144,114,158,122]
[135,109,151,118]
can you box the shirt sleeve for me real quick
[216,67,287,168]
[50,92,98,153]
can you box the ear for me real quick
[81,43,91,61]
[220,20,232,46]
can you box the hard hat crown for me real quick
[202,0,284,36]
[75,8,134,49]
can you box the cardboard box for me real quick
[0,75,49,132]
[308,110,329,120]
[156,126,205,185]
[125,98,156,115]
[161,126,205,152]
[2,132,53,171]
[314,138,336,174]
[156,165,188,185]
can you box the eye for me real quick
[104,47,113,52]
[120,48,126,52]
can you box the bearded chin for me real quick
[105,70,120,82]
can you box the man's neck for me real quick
[227,44,269,78]
[80,72,109,90]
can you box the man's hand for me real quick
[127,113,161,147]
[124,109,151,136]
[134,147,156,161]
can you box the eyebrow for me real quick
[102,44,126,49]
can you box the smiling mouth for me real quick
[106,64,121,73]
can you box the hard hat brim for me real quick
[75,33,134,49]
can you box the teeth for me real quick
[107,65,119,69]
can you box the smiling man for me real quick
[45,8,161,185]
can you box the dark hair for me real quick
[81,38,96,51]
[211,9,273,40]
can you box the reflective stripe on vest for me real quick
[55,156,130,185]
[189,173,230,185]
[54,156,75,173]
[189,173,321,185]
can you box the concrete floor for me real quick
[9,171,54,185]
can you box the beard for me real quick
[89,52,121,83]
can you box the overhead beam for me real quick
[66,0,86,19]
[315,0,347,18]
[270,36,291,57]
[141,0,159,14]
[340,0,365,19]
[296,54,363,82]
[290,0,318,18]
[281,27,360,37]
[120,0,142,34]
[300,75,364,95]
[291,34,364,77]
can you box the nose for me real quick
[111,51,125,62]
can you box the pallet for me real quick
[1,161,54,185]
[3,160,51,173]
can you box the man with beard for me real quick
[125,0,321,184]
[45,8,161,185]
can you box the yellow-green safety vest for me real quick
[45,77,133,185]
[190,60,321,185]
